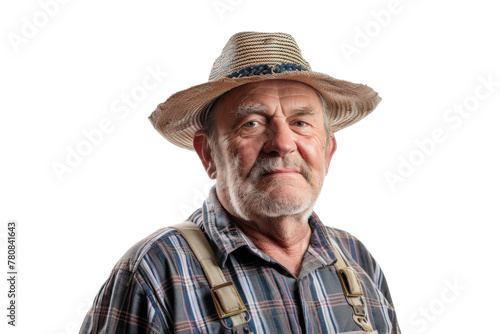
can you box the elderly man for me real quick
[80,32,400,334]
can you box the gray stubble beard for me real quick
[215,151,323,223]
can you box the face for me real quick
[194,80,337,222]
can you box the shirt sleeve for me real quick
[330,228,401,334]
[79,268,167,334]
[368,254,401,334]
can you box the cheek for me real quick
[226,138,265,173]
[296,137,328,172]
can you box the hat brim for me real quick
[149,71,381,150]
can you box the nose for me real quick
[262,121,297,156]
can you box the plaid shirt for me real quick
[80,188,400,333]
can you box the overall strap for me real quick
[173,221,253,334]
[331,245,376,333]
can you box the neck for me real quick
[230,213,312,277]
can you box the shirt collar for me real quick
[302,213,338,273]
[196,186,338,270]
[197,187,253,267]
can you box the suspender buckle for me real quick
[211,282,248,319]
[352,305,365,316]
[337,267,364,297]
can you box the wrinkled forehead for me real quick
[212,79,323,116]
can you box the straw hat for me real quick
[149,32,381,150]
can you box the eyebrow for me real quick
[292,105,317,116]
[234,103,318,118]
[235,103,268,118]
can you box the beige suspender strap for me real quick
[174,221,373,333]
[172,222,252,333]
[331,245,376,333]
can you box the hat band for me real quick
[226,63,308,78]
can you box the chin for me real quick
[236,185,316,220]
[221,174,321,222]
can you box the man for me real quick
[80,32,400,333]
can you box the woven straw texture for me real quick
[149,32,381,150]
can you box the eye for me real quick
[294,121,307,127]
[243,121,259,128]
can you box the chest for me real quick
[161,250,392,333]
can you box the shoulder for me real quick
[323,226,379,277]
[112,226,188,274]
[323,226,367,253]
[81,227,188,334]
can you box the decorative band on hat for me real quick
[227,63,308,78]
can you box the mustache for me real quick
[246,155,312,182]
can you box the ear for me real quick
[193,131,217,179]
[324,132,337,174]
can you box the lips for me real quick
[263,168,301,175]
[247,156,312,182]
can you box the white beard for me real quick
[215,153,323,222]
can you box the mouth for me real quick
[246,156,312,182]
[262,168,301,176]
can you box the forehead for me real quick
[213,80,322,115]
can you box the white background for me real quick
[1,0,499,333]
